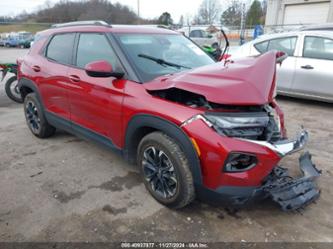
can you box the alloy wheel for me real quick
[25,100,41,133]
[142,146,178,199]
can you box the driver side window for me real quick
[76,33,122,71]
[303,36,333,60]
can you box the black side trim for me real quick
[45,111,122,155]
[124,114,202,184]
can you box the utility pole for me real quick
[137,0,140,24]
[240,3,246,45]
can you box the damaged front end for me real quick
[145,50,321,211]
[261,151,321,211]
[242,128,321,211]
[182,110,321,211]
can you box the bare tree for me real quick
[28,0,138,24]
[197,0,221,24]
[178,15,184,27]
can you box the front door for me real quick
[67,32,126,146]
[292,35,333,100]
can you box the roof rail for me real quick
[51,20,110,28]
[300,23,333,31]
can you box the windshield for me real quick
[114,33,215,82]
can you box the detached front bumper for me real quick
[196,129,321,211]
[261,151,321,211]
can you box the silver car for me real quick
[231,31,333,103]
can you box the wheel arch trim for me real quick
[18,77,43,106]
[124,114,203,184]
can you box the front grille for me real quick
[219,127,265,140]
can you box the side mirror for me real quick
[85,60,124,79]
[276,51,288,65]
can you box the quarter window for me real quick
[46,33,75,64]
[76,33,121,70]
[303,36,333,60]
[254,41,269,53]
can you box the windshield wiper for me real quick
[138,54,191,69]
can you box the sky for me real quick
[0,0,251,21]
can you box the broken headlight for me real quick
[204,112,269,139]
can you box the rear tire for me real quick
[137,132,195,209]
[24,92,56,138]
[5,76,23,103]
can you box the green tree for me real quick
[158,12,173,26]
[246,0,263,26]
[221,0,242,26]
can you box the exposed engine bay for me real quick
[148,87,281,142]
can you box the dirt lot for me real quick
[0,48,332,242]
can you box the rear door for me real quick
[254,36,298,92]
[67,32,125,144]
[38,33,75,120]
[292,35,333,100]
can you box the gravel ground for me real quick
[0,48,332,242]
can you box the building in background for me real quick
[265,0,333,26]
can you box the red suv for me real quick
[17,21,320,211]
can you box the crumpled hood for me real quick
[144,51,277,105]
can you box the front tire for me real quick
[5,76,23,103]
[24,93,56,138]
[137,132,195,209]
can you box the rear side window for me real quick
[46,33,75,64]
[254,37,297,56]
[76,33,121,70]
[190,30,204,38]
[303,36,333,60]
[267,37,297,56]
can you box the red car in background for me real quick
[17,21,320,211]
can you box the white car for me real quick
[178,27,220,47]
[231,30,333,103]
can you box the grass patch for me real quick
[0,23,51,33]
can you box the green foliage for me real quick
[158,12,173,26]
[221,0,242,26]
[0,23,50,33]
[246,0,263,26]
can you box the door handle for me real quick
[301,65,314,70]
[69,75,80,83]
[32,65,41,72]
